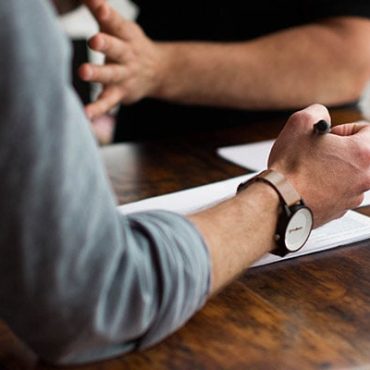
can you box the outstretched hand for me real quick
[268,104,370,227]
[80,0,164,119]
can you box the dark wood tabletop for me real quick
[2,107,370,370]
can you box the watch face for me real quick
[285,207,313,252]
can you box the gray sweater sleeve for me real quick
[0,0,210,364]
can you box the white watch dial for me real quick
[284,207,313,252]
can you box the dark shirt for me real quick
[115,0,370,141]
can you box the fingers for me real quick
[81,0,106,10]
[79,33,129,83]
[85,87,123,119]
[81,0,109,18]
[79,63,126,84]
[87,33,129,63]
[82,0,131,40]
[330,121,370,136]
[330,123,370,163]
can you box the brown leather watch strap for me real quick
[237,169,301,206]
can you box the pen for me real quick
[314,119,331,134]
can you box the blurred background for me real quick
[58,0,370,144]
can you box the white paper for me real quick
[217,140,274,172]
[118,173,257,215]
[118,175,370,268]
[252,211,370,267]
[217,140,370,207]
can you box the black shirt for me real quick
[115,0,370,141]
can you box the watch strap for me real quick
[237,169,312,257]
[237,169,301,207]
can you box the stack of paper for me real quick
[118,174,370,268]
[253,211,370,267]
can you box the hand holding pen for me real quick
[268,104,370,227]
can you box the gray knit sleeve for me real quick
[0,0,210,364]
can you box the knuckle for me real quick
[287,110,312,128]
[125,21,136,32]
[354,194,365,208]
[105,73,114,84]
[287,104,329,129]
[117,24,125,37]
[354,140,370,167]
[103,35,111,50]
[95,33,106,48]
[358,172,370,191]
[308,103,328,114]
[108,68,118,82]
[364,172,370,189]
[125,21,141,38]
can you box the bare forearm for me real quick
[189,182,279,293]
[81,3,370,118]
[155,17,370,109]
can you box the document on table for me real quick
[118,173,256,215]
[252,211,370,267]
[217,140,370,207]
[118,174,370,268]
[218,139,275,172]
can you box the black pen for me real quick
[314,119,331,134]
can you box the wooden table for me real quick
[1,107,370,370]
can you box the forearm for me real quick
[189,182,279,293]
[155,17,370,109]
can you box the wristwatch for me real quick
[237,169,313,257]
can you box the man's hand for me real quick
[79,1,370,120]
[269,104,370,227]
[189,104,370,293]
[79,0,163,119]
